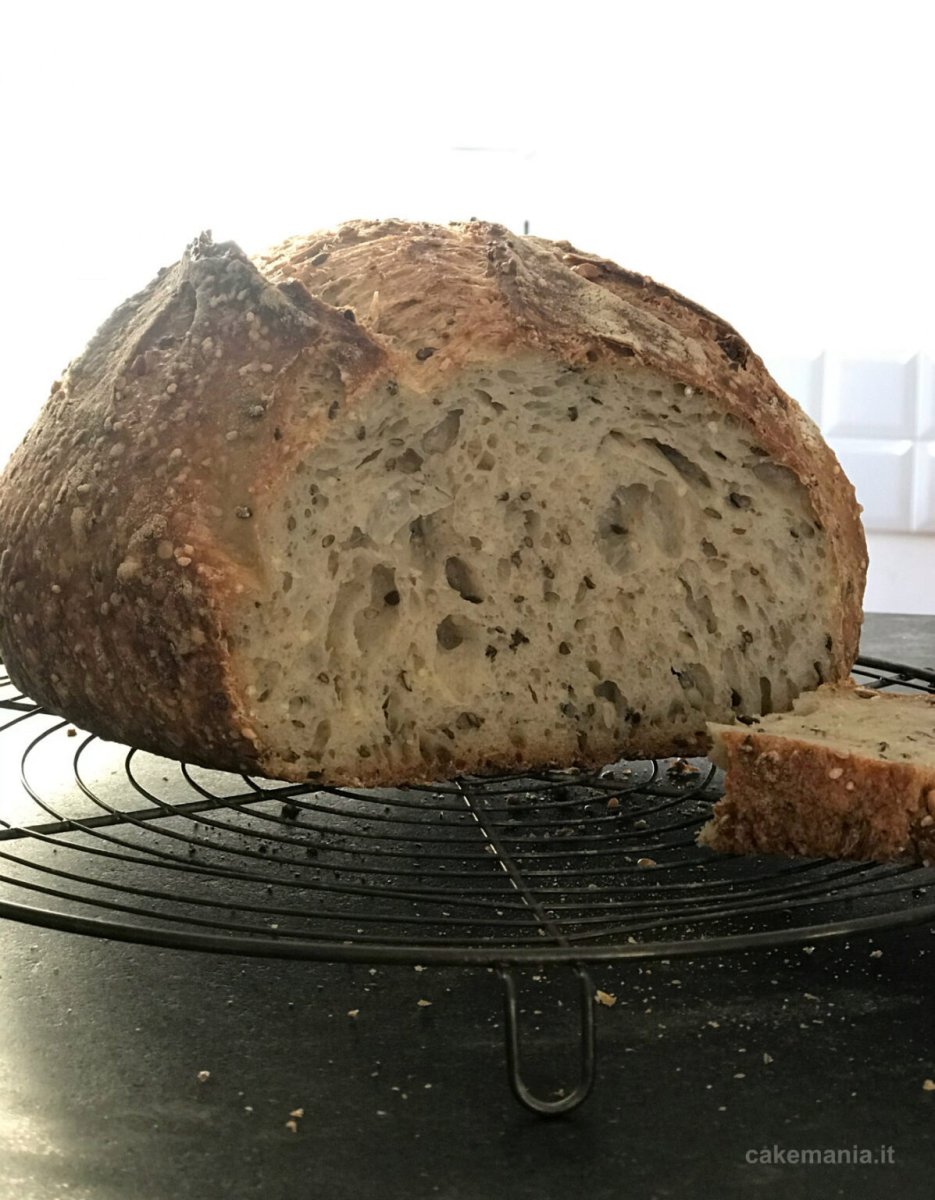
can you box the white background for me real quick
[1,0,932,610]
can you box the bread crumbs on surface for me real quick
[802,945,815,954]
[285,1119,298,1134]
[417,999,432,1007]
[869,949,883,958]
[763,1052,774,1064]
[923,1079,935,1092]
[289,1108,304,1118]
[347,1009,360,1018]
[196,1070,211,1083]
[595,989,617,1007]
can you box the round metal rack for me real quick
[2,654,934,1113]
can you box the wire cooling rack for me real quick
[2,654,934,1113]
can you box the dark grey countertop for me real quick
[2,616,934,1200]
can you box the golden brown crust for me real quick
[0,220,867,782]
[701,690,935,863]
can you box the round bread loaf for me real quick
[0,221,867,785]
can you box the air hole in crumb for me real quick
[445,557,484,604]
[371,563,398,607]
[437,616,466,650]
[644,439,712,489]
[421,409,462,455]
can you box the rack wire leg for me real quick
[498,965,596,1116]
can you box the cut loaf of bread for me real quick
[0,220,866,785]
[701,683,935,863]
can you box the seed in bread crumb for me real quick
[827,767,844,780]
[595,990,617,1007]
[637,857,657,868]
[607,797,620,811]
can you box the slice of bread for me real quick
[700,683,935,863]
[0,221,866,785]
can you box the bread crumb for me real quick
[196,1070,211,1084]
[347,1009,360,1018]
[289,1108,304,1118]
[869,949,882,959]
[763,1052,774,1064]
[923,1079,935,1092]
[637,857,657,868]
[802,945,815,954]
[595,990,617,1008]
[417,999,432,1008]
[285,1119,298,1134]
